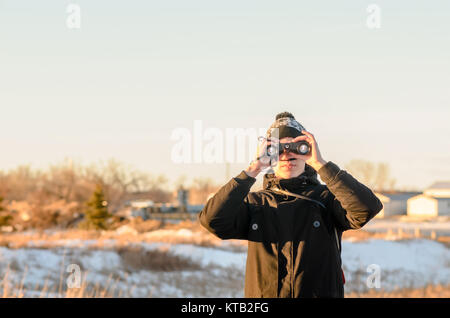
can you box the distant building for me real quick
[423,181,450,198]
[127,197,204,220]
[186,204,205,213]
[407,181,450,217]
[129,200,154,220]
[130,200,154,209]
[374,192,421,218]
[177,188,189,210]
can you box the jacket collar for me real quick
[263,164,320,192]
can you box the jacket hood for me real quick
[263,164,320,191]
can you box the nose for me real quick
[279,151,293,160]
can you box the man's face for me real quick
[272,137,306,179]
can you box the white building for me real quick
[407,182,450,217]
[129,200,154,219]
[423,181,450,198]
[374,192,421,218]
[130,200,154,209]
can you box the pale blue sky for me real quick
[0,1,449,190]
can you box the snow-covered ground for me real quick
[0,237,448,297]
[341,239,449,292]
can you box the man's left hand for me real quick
[292,130,328,171]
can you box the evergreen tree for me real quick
[83,185,111,230]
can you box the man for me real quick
[198,112,383,298]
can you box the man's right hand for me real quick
[244,137,275,178]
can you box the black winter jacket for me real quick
[198,161,383,298]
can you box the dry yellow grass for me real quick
[346,284,450,298]
[342,229,450,248]
[2,219,445,249]
[0,220,251,252]
[1,267,127,298]
[0,221,199,244]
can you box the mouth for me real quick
[280,157,296,168]
[280,157,296,162]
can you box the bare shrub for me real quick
[129,219,163,233]
[117,246,201,272]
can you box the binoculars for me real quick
[267,141,311,156]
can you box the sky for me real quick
[0,0,449,191]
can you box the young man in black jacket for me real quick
[199,112,383,298]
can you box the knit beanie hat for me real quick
[266,112,306,139]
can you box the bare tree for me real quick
[83,159,147,212]
[0,159,173,229]
[189,177,220,205]
[175,175,188,190]
[2,165,42,201]
[124,172,172,203]
[83,159,173,211]
[344,159,396,192]
[43,160,78,201]
[0,172,9,199]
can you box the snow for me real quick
[341,239,449,291]
[343,239,446,272]
[140,243,247,268]
[78,250,122,273]
[0,238,448,297]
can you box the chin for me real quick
[277,169,301,179]
[286,172,300,178]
